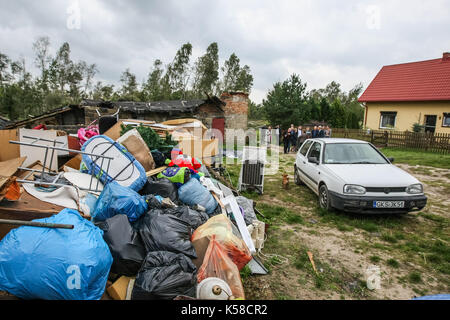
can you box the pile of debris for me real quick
[0,117,267,300]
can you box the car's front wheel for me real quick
[319,184,332,211]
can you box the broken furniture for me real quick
[238,146,266,195]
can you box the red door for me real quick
[212,117,225,140]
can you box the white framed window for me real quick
[443,113,450,127]
[379,112,397,129]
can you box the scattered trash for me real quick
[23,183,79,210]
[157,166,191,186]
[0,157,26,200]
[223,195,256,254]
[366,265,381,290]
[192,214,252,270]
[132,251,197,300]
[197,277,233,300]
[81,135,147,191]
[120,123,176,156]
[0,117,267,300]
[178,178,218,214]
[135,209,197,259]
[248,219,266,251]
[107,275,134,300]
[0,208,112,300]
[0,218,74,229]
[307,251,319,276]
[92,182,148,223]
[78,123,99,148]
[117,128,155,171]
[238,146,266,195]
[64,171,104,194]
[246,257,269,275]
[163,206,209,230]
[139,177,178,202]
[97,214,146,276]
[0,178,21,201]
[236,196,257,225]
[151,150,167,167]
[197,235,245,299]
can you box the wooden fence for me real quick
[331,128,450,154]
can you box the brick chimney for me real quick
[220,91,249,130]
[443,52,450,61]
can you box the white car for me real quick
[294,138,427,214]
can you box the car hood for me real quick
[323,164,420,187]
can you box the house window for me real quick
[380,112,397,129]
[443,113,450,127]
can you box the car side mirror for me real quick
[308,156,319,164]
[388,157,394,163]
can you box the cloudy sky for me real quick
[1,0,449,103]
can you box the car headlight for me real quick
[406,183,423,194]
[343,184,366,194]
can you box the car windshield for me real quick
[323,143,388,164]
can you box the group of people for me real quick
[264,124,332,154]
[281,124,331,154]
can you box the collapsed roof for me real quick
[3,96,225,129]
[81,96,225,114]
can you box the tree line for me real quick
[0,37,253,121]
[250,74,364,129]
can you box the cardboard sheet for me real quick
[19,129,59,171]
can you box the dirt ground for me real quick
[228,147,450,300]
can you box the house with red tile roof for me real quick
[359,53,450,133]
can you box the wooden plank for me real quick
[0,190,64,240]
[146,166,167,177]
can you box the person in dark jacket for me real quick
[318,126,325,138]
[290,125,297,152]
[311,126,319,138]
[283,129,290,154]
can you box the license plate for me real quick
[373,201,405,208]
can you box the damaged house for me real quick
[3,92,250,139]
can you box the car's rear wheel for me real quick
[294,166,304,185]
[319,184,331,211]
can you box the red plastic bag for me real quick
[192,214,252,270]
[197,235,245,299]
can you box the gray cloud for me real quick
[0,0,449,103]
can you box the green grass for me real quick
[379,148,450,169]
[408,272,423,284]
[257,203,304,225]
[387,258,400,268]
[240,265,252,281]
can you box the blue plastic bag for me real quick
[178,178,218,214]
[0,208,112,300]
[93,182,148,222]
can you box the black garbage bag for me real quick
[144,194,162,209]
[131,251,197,300]
[151,150,166,167]
[96,214,146,276]
[163,206,209,230]
[139,177,178,202]
[135,209,197,259]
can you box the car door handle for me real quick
[302,161,306,164]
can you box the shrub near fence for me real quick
[331,128,450,154]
